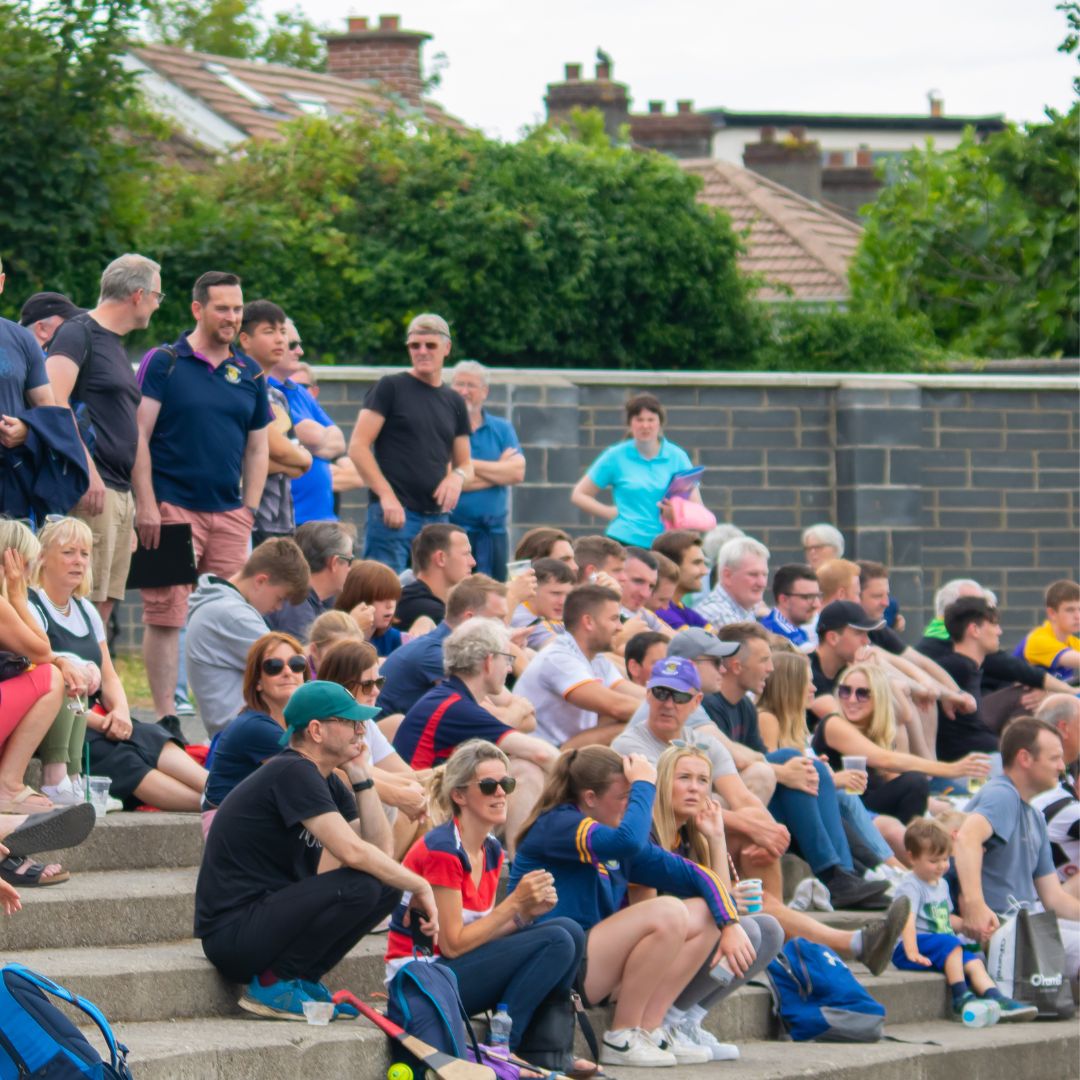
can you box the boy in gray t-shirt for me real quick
[892,819,1036,1022]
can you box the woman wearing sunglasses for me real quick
[201,632,309,836]
[510,745,749,1069]
[385,739,594,1077]
[316,638,429,859]
[811,663,991,828]
[27,516,207,816]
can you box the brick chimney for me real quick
[322,14,431,106]
[928,92,944,118]
[743,126,823,202]
[630,97,712,159]
[545,59,630,141]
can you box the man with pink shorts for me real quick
[133,271,270,723]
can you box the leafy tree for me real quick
[140,114,762,369]
[0,0,159,313]
[143,0,326,71]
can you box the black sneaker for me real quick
[857,895,911,975]
[157,715,188,746]
[826,870,891,911]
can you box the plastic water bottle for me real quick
[489,1003,512,1057]
[961,998,1001,1027]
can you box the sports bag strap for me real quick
[4,963,127,1069]
[570,990,600,1063]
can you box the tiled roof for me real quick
[682,158,862,301]
[129,43,465,146]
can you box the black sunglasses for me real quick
[472,776,517,796]
[837,685,871,702]
[650,686,694,705]
[262,655,308,676]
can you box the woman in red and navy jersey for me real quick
[385,739,587,1070]
[509,745,753,1069]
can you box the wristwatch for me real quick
[351,778,375,793]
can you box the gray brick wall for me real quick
[111,370,1079,651]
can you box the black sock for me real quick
[949,982,968,1004]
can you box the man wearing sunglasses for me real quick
[196,680,439,1022]
[348,313,473,572]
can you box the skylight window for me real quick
[203,62,274,110]
[284,91,330,117]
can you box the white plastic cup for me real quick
[302,1000,334,1025]
[88,776,111,819]
[736,878,764,913]
[841,755,867,773]
[506,559,531,579]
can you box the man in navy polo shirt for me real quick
[448,360,524,580]
[268,317,346,525]
[134,270,271,723]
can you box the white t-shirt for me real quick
[365,719,395,765]
[1031,781,1080,884]
[612,719,737,779]
[27,590,105,644]
[514,633,624,746]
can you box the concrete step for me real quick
[99,1014,1078,1080]
[7,931,948,1035]
[32,812,204,873]
[0,868,196,950]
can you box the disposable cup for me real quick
[841,755,867,773]
[506,559,532,579]
[88,776,111,819]
[302,1000,334,1025]
[736,878,763,913]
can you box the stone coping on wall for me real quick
[308,365,1080,392]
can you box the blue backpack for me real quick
[764,939,885,1042]
[0,964,133,1079]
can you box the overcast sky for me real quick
[287,0,1076,139]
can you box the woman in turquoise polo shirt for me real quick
[571,393,700,547]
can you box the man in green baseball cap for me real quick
[194,680,440,1022]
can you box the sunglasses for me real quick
[672,738,711,752]
[407,341,441,351]
[650,686,694,705]
[287,341,302,350]
[837,685,871,702]
[471,776,517,796]
[262,655,308,676]
[358,676,386,695]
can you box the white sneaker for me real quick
[862,867,897,897]
[648,1024,712,1065]
[174,689,196,717]
[600,1027,676,1067]
[41,777,83,806]
[675,1017,741,1061]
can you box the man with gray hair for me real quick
[449,359,524,580]
[693,536,770,628]
[349,313,472,572]
[801,523,845,571]
[46,253,163,622]
[392,615,556,851]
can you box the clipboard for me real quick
[664,466,705,500]
[125,523,199,590]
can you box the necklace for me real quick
[42,591,72,617]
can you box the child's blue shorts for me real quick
[892,932,980,971]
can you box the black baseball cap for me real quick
[19,292,83,326]
[817,600,884,635]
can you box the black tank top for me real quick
[29,589,103,705]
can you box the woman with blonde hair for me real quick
[385,739,591,1076]
[811,662,990,825]
[27,516,207,814]
[306,609,362,674]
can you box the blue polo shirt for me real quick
[450,410,522,528]
[376,620,453,717]
[586,438,693,547]
[269,376,336,524]
[392,675,513,769]
[142,334,271,512]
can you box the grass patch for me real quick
[112,651,154,709]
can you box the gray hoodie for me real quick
[185,574,268,737]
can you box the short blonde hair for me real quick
[32,516,94,599]
[0,520,41,601]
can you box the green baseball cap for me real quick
[279,680,381,746]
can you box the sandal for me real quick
[0,855,69,887]
[2,802,95,857]
[0,786,54,815]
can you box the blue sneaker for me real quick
[994,995,1038,1022]
[299,979,358,1020]
[238,977,315,1020]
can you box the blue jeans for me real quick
[837,791,893,864]
[363,501,449,573]
[436,917,584,1050]
[766,749,854,875]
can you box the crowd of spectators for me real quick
[0,258,1077,1066]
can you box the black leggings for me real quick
[200,867,400,983]
[861,771,929,824]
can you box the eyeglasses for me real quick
[496,652,515,664]
[262,655,308,676]
[407,341,441,351]
[358,676,386,695]
[650,686,694,705]
[837,685,871,702]
[322,717,366,734]
[785,591,823,601]
[471,776,517,796]
[142,289,165,303]
[335,552,355,565]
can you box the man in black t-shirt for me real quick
[349,313,473,572]
[46,254,162,623]
[195,681,439,1021]
[395,523,476,628]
